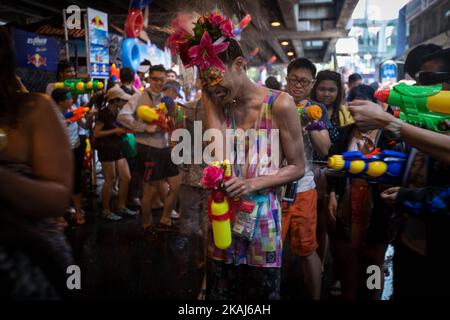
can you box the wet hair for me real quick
[0,27,20,121]
[56,60,74,80]
[348,73,362,84]
[217,38,245,66]
[51,88,71,104]
[265,76,281,90]
[347,84,377,103]
[149,64,166,75]
[287,58,317,78]
[310,70,344,124]
[120,67,135,84]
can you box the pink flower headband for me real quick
[167,12,236,72]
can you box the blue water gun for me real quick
[327,150,408,184]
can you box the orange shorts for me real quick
[282,189,318,257]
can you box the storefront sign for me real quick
[13,28,58,71]
[87,8,109,78]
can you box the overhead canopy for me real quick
[1,0,358,65]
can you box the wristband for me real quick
[384,118,404,139]
[305,120,326,131]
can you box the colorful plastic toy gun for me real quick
[110,64,120,82]
[203,161,232,249]
[55,79,104,95]
[83,138,92,170]
[201,160,254,249]
[327,150,408,184]
[64,107,89,123]
[137,105,169,131]
[375,83,450,132]
[137,96,179,131]
[297,104,323,122]
[168,103,185,130]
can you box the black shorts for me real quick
[136,144,179,182]
[97,147,126,162]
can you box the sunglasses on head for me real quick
[416,71,450,85]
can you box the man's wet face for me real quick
[201,67,236,104]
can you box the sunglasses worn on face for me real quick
[416,71,450,85]
[150,77,165,82]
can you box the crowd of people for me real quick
[0,16,449,301]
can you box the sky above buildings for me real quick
[352,0,411,20]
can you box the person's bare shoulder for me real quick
[271,92,296,125]
[18,92,63,126]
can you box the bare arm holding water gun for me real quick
[375,83,449,132]
[203,92,305,197]
[348,97,450,165]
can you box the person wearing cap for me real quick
[347,45,450,161]
[93,86,138,221]
[163,80,183,100]
[165,70,187,103]
[347,45,450,300]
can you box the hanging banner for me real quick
[87,8,109,78]
[13,29,58,72]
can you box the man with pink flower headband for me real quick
[168,12,306,299]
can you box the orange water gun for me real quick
[297,104,323,122]
[64,107,89,123]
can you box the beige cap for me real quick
[105,85,132,101]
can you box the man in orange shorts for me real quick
[283,58,331,300]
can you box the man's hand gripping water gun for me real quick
[375,83,450,132]
[137,96,177,132]
[201,160,255,249]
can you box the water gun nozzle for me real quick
[374,89,390,103]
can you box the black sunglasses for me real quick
[416,71,450,85]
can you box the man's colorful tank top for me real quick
[207,90,283,268]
